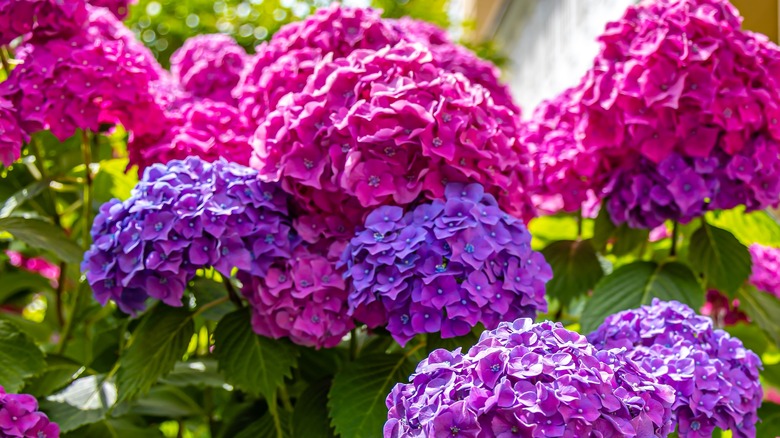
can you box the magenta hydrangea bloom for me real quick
[0,6,162,146]
[88,0,135,18]
[341,183,550,346]
[386,318,675,437]
[700,290,747,327]
[235,5,517,127]
[0,386,59,438]
[82,157,293,314]
[0,97,25,167]
[748,243,780,299]
[588,299,763,438]
[0,0,88,45]
[528,0,780,227]
[238,241,353,349]
[170,34,247,102]
[128,98,254,171]
[253,42,534,241]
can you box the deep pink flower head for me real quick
[0,6,162,145]
[6,250,61,286]
[235,5,517,127]
[748,243,780,299]
[82,157,292,314]
[588,299,763,438]
[128,98,254,172]
[386,319,675,437]
[88,0,135,18]
[0,0,88,45]
[700,290,748,327]
[170,34,247,102]
[528,0,780,227]
[0,386,59,437]
[342,183,550,346]
[253,42,533,240]
[0,97,25,167]
[239,240,353,349]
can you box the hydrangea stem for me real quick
[669,221,679,257]
[349,328,358,360]
[576,209,584,239]
[0,47,10,74]
[222,277,243,307]
[81,130,94,251]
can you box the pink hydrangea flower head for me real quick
[0,97,25,167]
[88,0,136,18]
[252,42,533,238]
[239,241,354,349]
[0,0,88,45]
[0,386,59,437]
[128,98,254,172]
[700,289,748,327]
[748,243,780,299]
[342,183,551,346]
[588,299,763,437]
[170,34,247,102]
[386,319,675,437]
[6,250,61,286]
[0,6,162,142]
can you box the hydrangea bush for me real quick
[0,0,778,437]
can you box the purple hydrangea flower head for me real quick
[588,299,763,437]
[385,319,675,437]
[527,0,780,227]
[239,240,354,349]
[128,98,254,172]
[342,183,550,346]
[0,5,163,146]
[170,34,247,102]
[0,386,59,437]
[748,244,780,299]
[82,157,292,314]
[253,42,533,241]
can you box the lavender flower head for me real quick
[588,299,763,437]
[170,34,247,102]
[0,386,59,437]
[342,183,550,346]
[239,241,354,349]
[385,319,675,437]
[748,243,780,299]
[82,156,292,314]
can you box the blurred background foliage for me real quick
[127,0,506,67]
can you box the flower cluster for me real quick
[170,34,247,103]
[748,243,780,299]
[700,290,748,327]
[0,97,24,167]
[6,251,61,286]
[0,386,59,437]
[128,99,254,171]
[0,0,87,45]
[238,241,353,349]
[385,319,675,437]
[88,0,135,18]
[588,299,763,437]
[342,183,550,345]
[254,42,534,240]
[0,5,161,152]
[82,157,292,314]
[527,0,780,228]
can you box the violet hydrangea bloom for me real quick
[82,157,292,314]
[385,319,675,437]
[0,386,59,437]
[0,5,162,145]
[170,34,247,103]
[254,42,534,242]
[527,0,780,227]
[238,241,354,349]
[748,243,780,299]
[588,299,763,437]
[342,183,550,346]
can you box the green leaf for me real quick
[755,402,780,438]
[762,363,780,390]
[528,214,593,250]
[64,418,164,438]
[0,180,49,219]
[689,223,751,295]
[235,410,291,438]
[0,217,83,263]
[591,207,648,255]
[24,355,84,397]
[117,306,195,402]
[298,347,346,384]
[592,207,616,252]
[38,400,105,433]
[329,353,416,438]
[190,278,233,322]
[159,359,226,388]
[0,271,55,304]
[213,308,298,400]
[129,385,205,418]
[293,381,335,438]
[707,207,780,247]
[92,158,137,203]
[0,320,46,392]
[581,261,703,334]
[542,239,603,306]
[736,286,780,345]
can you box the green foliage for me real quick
[581,261,703,333]
[736,286,780,345]
[293,381,335,438]
[542,239,603,307]
[689,222,752,295]
[0,321,46,392]
[0,217,83,263]
[329,352,416,438]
